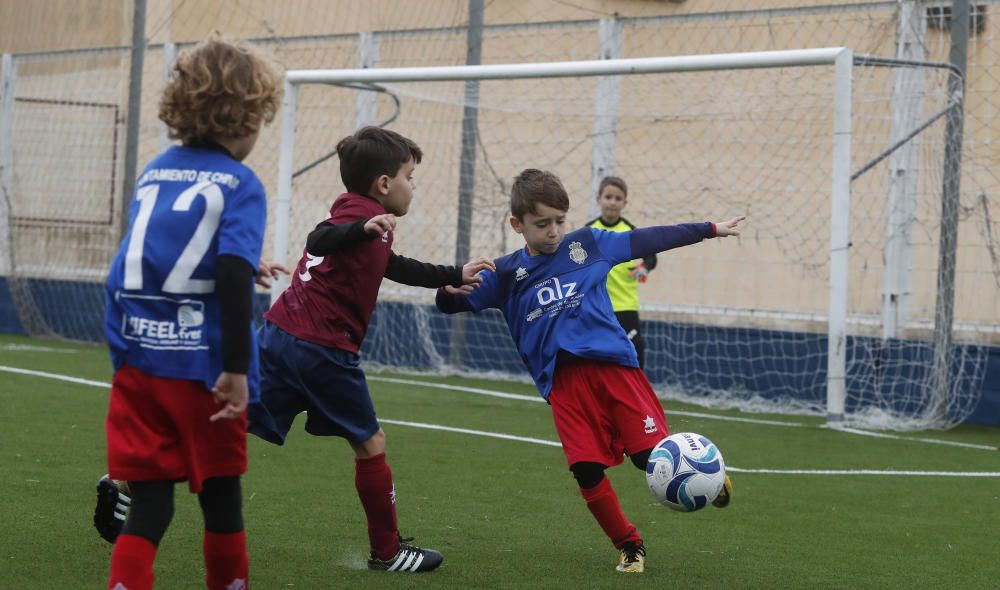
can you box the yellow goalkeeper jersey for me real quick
[586,217,657,312]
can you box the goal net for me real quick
[274,48,990,431]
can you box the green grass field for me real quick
[2,332,999,589]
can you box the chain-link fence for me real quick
[1,0,998,428]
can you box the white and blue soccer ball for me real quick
[646,432,727,512]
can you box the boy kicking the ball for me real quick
[436,169,740,574]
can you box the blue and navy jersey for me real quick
[104,145,267,400]
[464,227,639,399]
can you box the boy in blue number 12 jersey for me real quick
[436,169,744,574]
[101,38,282,590]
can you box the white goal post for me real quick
[269,47,981,430]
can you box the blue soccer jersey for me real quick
[105,145,267,400]
[464,227,638,398]
[454,224,714,399]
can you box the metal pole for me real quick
[455,0,484,266]
[119,0,148,236]
[929,0,969,420]
[271,80,298,304]
[159,41,176,153]
[0,54,15,276]
[449,0,484,368]
[353,32,380,130]
[590,18,623,219]
[826,48,853,429]
[881,0,926,339]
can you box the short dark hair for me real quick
[510,169,570,219]
[598,175,628,197]
[336,126,422,195]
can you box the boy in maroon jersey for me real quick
[250,126,494,573]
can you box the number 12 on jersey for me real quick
[123,181,224,294]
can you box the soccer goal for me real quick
[271,47,988,431]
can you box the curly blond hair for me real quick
[159,38,283,143]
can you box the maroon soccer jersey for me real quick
[265,193,391,353]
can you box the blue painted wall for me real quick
[1,277,997,426]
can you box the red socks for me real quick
[204,530,248,590]
[109,534,156,590]
[109,530,247,589]
[355,452,400,560]
[580,477,642,548]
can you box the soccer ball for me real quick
[646,432,727,512]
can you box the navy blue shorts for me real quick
[249,321,379,444]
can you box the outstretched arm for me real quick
[641,253,658,272]
[306,214,397,256]
[385,254,463,288]
[436,286,475,314]
[385,255,496,289]
[629,216,744,260]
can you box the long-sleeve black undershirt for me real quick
[305,219,464,288]
[216,254,255,374]
[306,220,371,256]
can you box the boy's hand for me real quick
[714,216,746,237]
[210,372,249,422]
[629,262,649,283]
[256,260,290,288]
[365,214,397,235]
[443,284,475,295]
[461,257,496,286]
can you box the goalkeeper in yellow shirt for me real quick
[586,176,657,368]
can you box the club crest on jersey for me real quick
[568,241,587,264]
[381,230,390,243]
[515,267,529,282]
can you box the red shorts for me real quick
[105,364,247,493]
[549,359,669,468]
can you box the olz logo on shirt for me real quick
[536,276,577,305]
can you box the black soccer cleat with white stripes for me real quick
[367,536,443,573]
[94,474,131,544]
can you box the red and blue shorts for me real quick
[548,359,668,469]
[105,363,247,493]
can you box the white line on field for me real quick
[368,375,806,428]
[838,426,998,451]
[369,376,546,403]
[0,343,78,354]
[369,376,1000,451]
[3,364,998,459]
[727,467,1000,477]
[379,419,563,447]
[0,365,111,388]
[379,420,1000,477]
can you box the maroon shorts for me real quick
[105,364,247,493]
[549,359,669,468]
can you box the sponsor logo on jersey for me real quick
[299,253,324,282]
[119,294,207,351]
[177,304,204,328]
